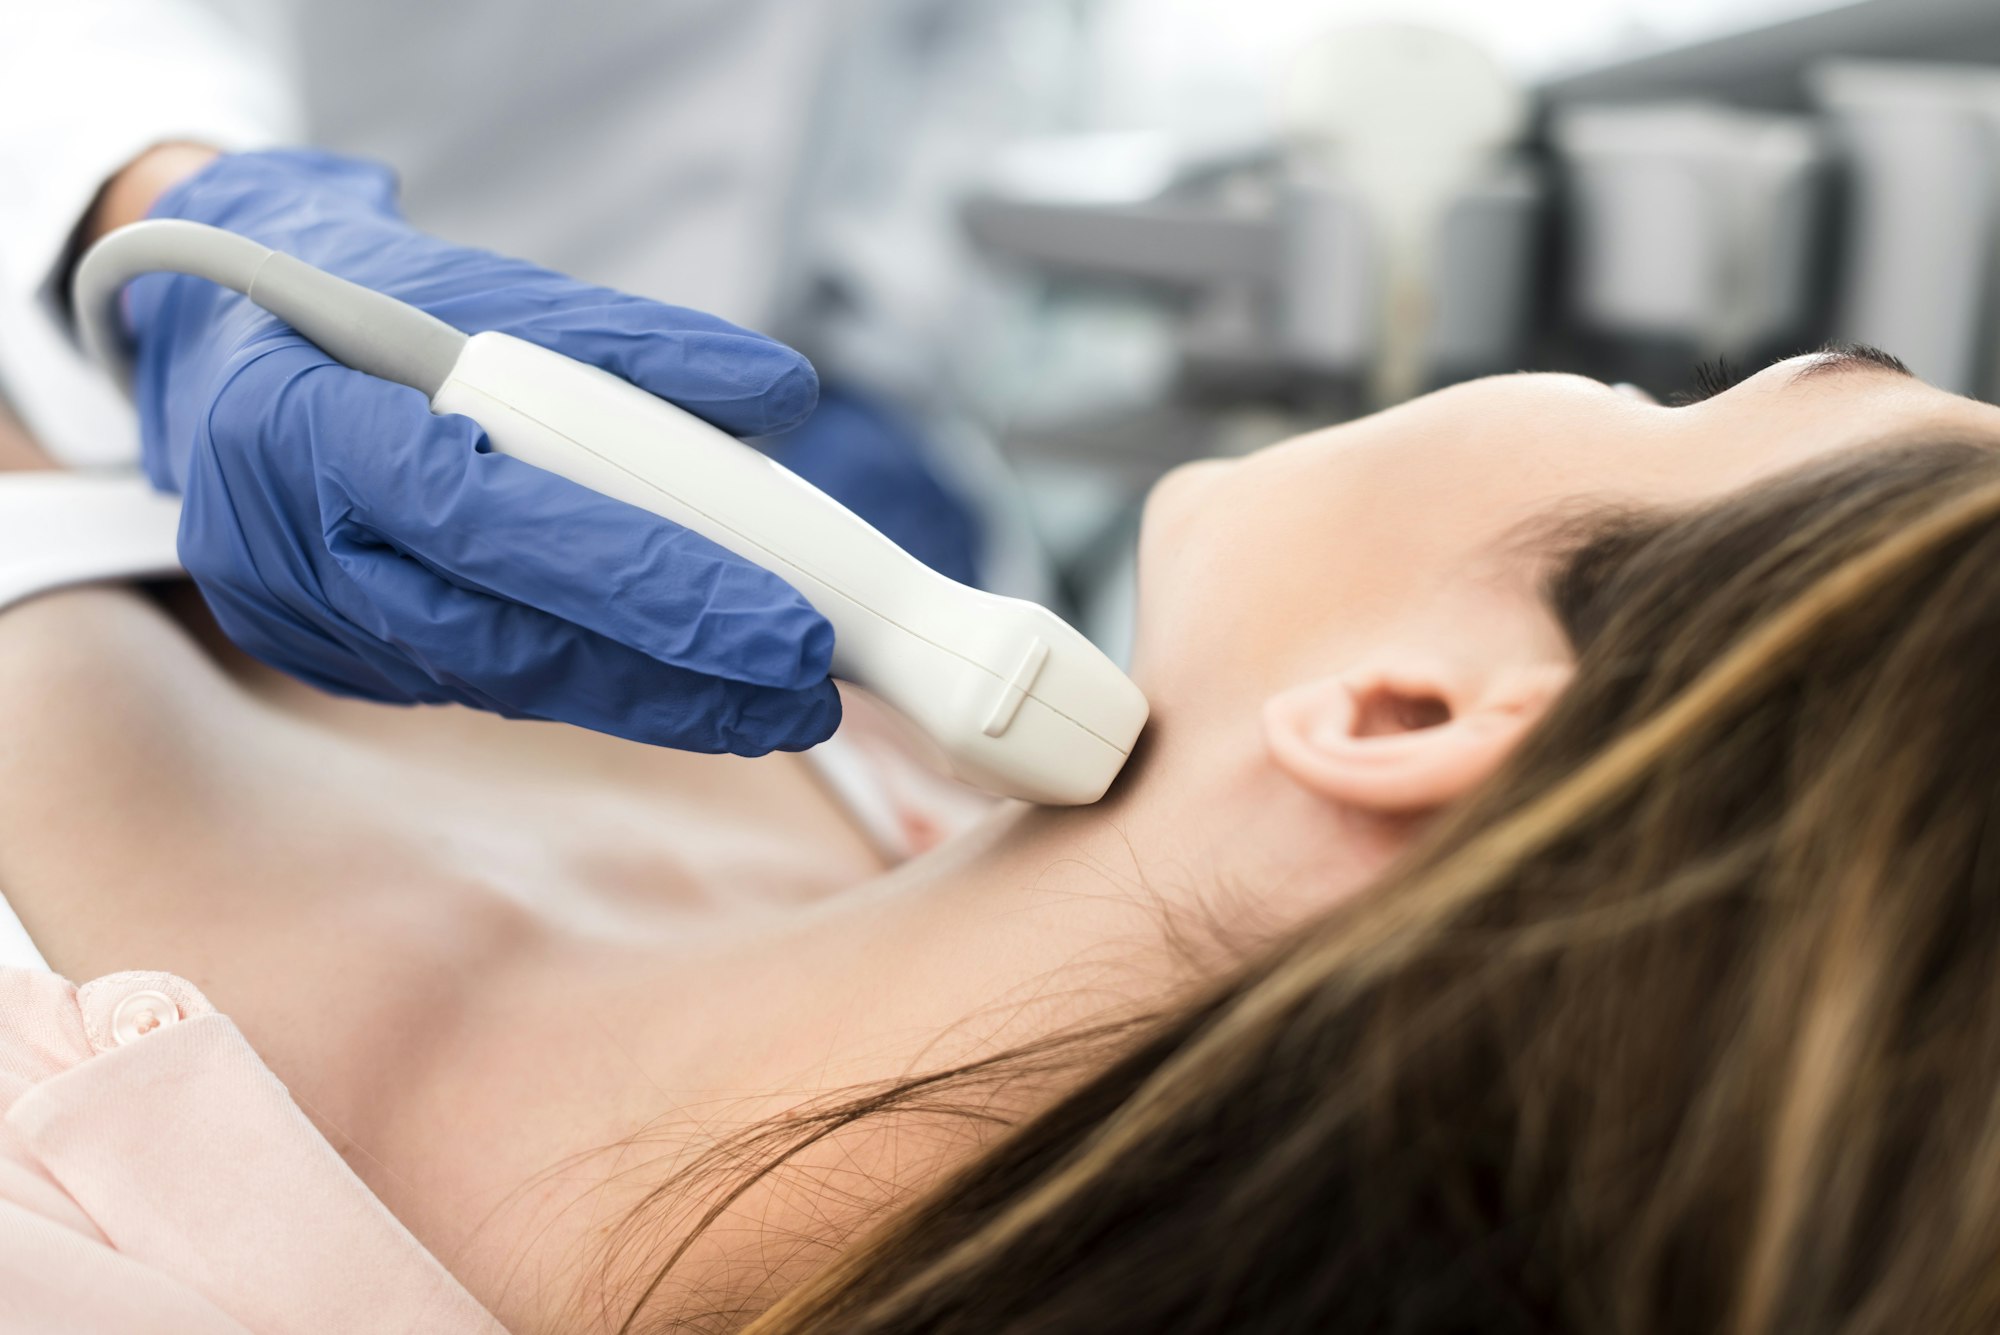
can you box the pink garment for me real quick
[0,967,506,1334]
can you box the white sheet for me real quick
[0,471,183,616]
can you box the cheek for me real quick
[1131,431,1439,698]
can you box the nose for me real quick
[1612,382,1659,405]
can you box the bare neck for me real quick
[529,725,1400,1330]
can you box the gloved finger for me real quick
[210,350,837,692]
[322,532,842,753]
[481,285,820,437]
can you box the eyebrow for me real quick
[1788,341,1914,384]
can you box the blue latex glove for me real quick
[762,386,984,590]
[123,149,839,754]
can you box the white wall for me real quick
[1083,0,1860,143]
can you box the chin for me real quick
[1140,458,1229,552]
[1130,460,1232,690]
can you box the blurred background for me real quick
[934,0,2000,655]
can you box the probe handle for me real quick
[431,332,1146,805]
[69,222,1144,801]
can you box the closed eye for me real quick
[1666,357,1741,407]
[1665,342,1911,408]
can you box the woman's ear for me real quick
[1261,659,1570,816]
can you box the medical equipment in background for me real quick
[964,24,1540,449]
[1282,26,1530,407]
[1812,61,2000,399]
[74,221,1148,807]
[1530,0,2000,397]
[1549,103,1826,380]
[1543,59,2000,400]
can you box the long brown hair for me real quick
[663,440,2000,1333]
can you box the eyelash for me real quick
[1666,357,1742,407]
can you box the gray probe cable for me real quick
[73,220,466,397]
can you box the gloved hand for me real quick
[123,149,839,754]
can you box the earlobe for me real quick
[1262,663,1569,816]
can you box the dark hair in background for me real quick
[628,440,2000,1334]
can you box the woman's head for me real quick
[747,431,2000,1333]
[1118,345,2000,920]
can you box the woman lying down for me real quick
[5,344,2000,1334]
